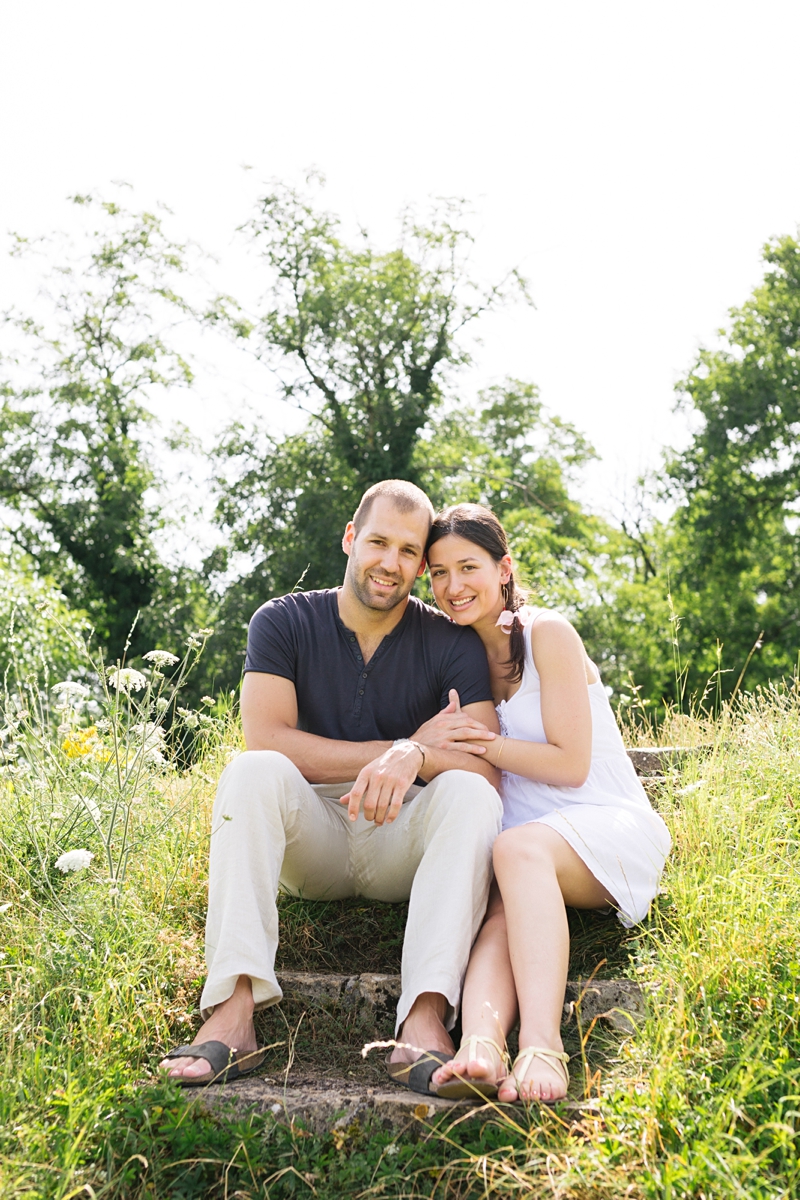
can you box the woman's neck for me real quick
[472,608,515,663]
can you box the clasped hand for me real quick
[339,690,494,826]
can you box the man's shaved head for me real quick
[352,480,435,535]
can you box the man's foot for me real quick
[498,1042,569,1103]
[431,1033,507,1091]
[159,976,257,1081]
[389,992,453,1066]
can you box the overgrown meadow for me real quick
[0,625,798,1199]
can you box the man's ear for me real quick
[342,521,356,557]
[416,556,427,578]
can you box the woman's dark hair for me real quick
[426,503,528,683]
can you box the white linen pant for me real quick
[200,750,503,1031]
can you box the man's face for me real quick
[342,498,429,612]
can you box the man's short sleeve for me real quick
[440,628,493,709]
[244,599,297,681]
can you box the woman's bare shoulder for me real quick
[529,609,595,682]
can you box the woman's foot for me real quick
[498,1042,569,1103]
[159,976,257,1081]
[431,1033,507,1092]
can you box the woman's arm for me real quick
[479,614,593,788]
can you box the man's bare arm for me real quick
[241,672,391,783]
[241,675,500,788]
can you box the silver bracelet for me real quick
[392,738,426,770]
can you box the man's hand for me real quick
[340,741,424,826]
[413,689,496,755]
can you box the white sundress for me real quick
[497,608,672,927]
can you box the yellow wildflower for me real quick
[62,726,111,762]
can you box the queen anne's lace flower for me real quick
[52,682,91,713]
[77,794,102,825]
[143,650,179,668]
[54,848,94,873]
[52,682,91,701]
[106,668,147,693]
[131,722,167,764]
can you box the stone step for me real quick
[626,746,701,776]
[275,972,645,1034]
[198,1074,602,1133]
[195,975,644,1131]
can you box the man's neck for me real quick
[336,583,410,659]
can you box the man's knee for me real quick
[216,749,303,813]
[426,769,503,831]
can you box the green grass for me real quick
[0,653,799,1197]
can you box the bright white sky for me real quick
[2,0,800,528]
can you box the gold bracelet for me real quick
[495,736,507,768]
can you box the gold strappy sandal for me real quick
[434,1034,510,1101]
[505,1045,570,1104]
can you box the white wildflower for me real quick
[55,848,94,873]
[52,681,90,713]
[52,682,90,702]
[200,696,215,706]
[132,722,167,764]
[154,697,169,713]
[676,781,705,796]
[177,707,199,729]
[385,1143,399,1156]
[143,650,180,668]
[94,718,111,732]
[106,667,147,693]
[109,886,120,897]
[77,794,102,826]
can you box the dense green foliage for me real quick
[2,184,800,709]
[0,195,199,659]
[663,233,800,694]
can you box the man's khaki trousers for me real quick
[200,750,503,1031]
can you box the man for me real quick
[161,479,502,1093]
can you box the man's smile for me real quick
[368,573,401,590]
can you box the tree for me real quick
[203,184,531,687]
[0,550,90,688]
[217,180,528,489]
[0,193,196,656]
[662,232,800,695]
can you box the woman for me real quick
[425,504,671,1103]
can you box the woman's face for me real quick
[427,533,511,627]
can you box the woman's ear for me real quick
[499,554,513,584]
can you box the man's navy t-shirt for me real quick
[244,589,493,742]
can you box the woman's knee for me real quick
[492,824,558,875]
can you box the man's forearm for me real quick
[418,744,501,790]
[245,724,392,784]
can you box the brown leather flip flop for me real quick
[162,1040,266,1087]
[385,1049,451,1095]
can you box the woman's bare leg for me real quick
[431,882,517,1089]
[494,823,613,1102]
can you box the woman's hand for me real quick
[412,689,496,756]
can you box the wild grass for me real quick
[0,640,798,1196]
